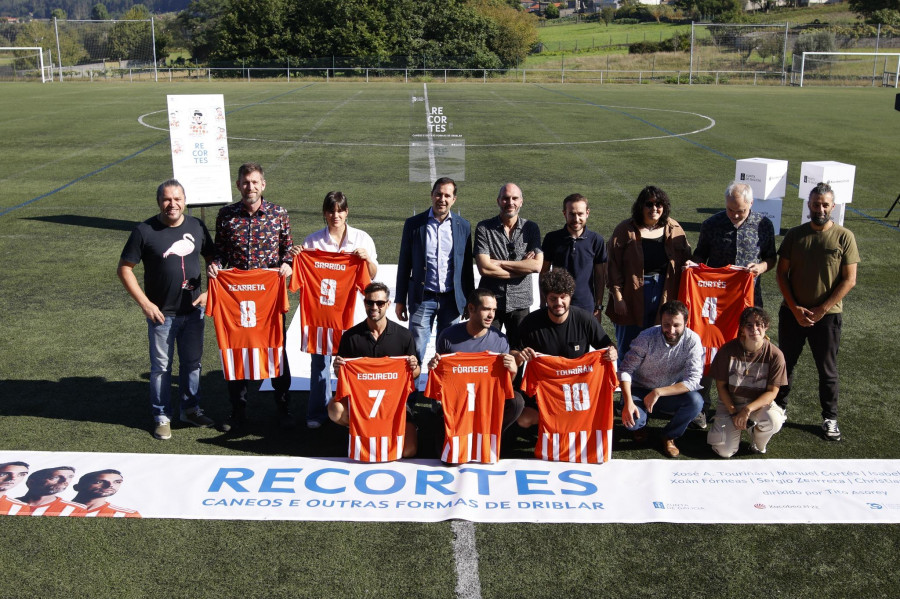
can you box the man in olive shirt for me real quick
[775,182,859,441]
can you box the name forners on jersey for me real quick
[452,366,489,373]
[357,372,399,380]
[227,284,266,291]
[697,281,727,288]
[315,262,347,271]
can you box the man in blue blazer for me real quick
[395,177,475,365]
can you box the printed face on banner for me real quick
[0,464,28,492]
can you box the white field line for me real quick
[422,83,438,183]
[451,520,483,599]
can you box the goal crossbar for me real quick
[0,46,50,82]
[799,52,900,88]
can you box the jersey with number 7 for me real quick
[290,249,371,355]
[336,356,415,462]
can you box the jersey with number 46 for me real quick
[678,264,754,373]
[206,268,289,381]
[425,352,514,464]
[336,356,415,462]
[523,350,617,464]
[290,249,371,355]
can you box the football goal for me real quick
[0,47,51,82]
[793,52,900,88]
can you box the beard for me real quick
[811,213,830,226]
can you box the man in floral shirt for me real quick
[208,162,294,433]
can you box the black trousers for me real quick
[775,305,842,420]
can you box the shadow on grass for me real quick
[23,215,139,232]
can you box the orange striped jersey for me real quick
[0,495,28,516]
[425,352,514,464]
[206,269,289,380]
[289,249,371,355]
[678,265,754,373]
[336,356,415,463]
[81,502,142,518]
[9,496,87,517]
[522,350,618,464]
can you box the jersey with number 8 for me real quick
[335,356,415,462]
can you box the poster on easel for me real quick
[167,94,232,206]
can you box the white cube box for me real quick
[801,200,846,227]
[752,197,783,233]
[735,158,788,200]
[798,161,855,204]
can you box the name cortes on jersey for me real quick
[678,265,754,372]
[522,350,617,464]
[206,268,289,381]
[290,249,371,356]
[425,352,515,465]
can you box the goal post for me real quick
[0,46,51,82]
[53,17,157,82]
[796,52,900,88]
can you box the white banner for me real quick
[167,94,232,206]
[3,451,900,523]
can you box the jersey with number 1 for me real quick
[206,269,289,381]
[523,350,617,464]
[425,352,514,464]
[290,249,371,355]
[336,356,415,462]
[678,264,754,373]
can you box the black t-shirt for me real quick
[120,215,214,315]
[518,306,613,359]
[338,319,418,359]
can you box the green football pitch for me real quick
[1,81,899,598]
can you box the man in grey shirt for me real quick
[474,182,543,349]
[620,300,704,458]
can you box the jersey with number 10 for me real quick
[425,352,514,464]
[678,264,754,373]
[336,356,415,462]
[523,350,617,464]
[206,269,289,381]
[290,249,371,355]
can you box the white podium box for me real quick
[752,197,783,232]
[798,161,855,204]
[801,200,846,227]
[735,158,788,200]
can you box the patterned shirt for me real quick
[693,210,776,271]
[619,325,704,392]
[474,215,542,312]
[213,199,293,270]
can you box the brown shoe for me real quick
[663,438,680,458]
[632,428,648,443]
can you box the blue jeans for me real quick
[148,308,204,423]
[623,385,703,440]
[308,353,332,425]
[409,294,460,365]
[615,272,665,359]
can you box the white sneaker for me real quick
[822,419,841,441]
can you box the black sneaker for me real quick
[822,419,841,441]
[220,412,247,434]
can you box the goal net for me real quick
[690,23,789,84]
[53,18,157,79]
[0,46,51,82]
[792,52,900,88]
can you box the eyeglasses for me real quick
[644,202,663,210]
[364,299,388,308]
